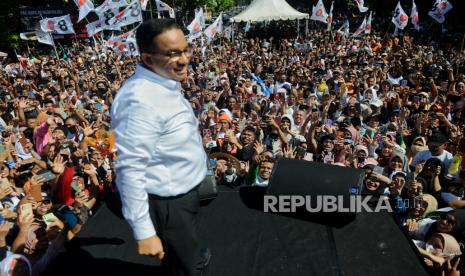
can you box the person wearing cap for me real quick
[412,131,453,169]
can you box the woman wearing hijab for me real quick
[415,233,461,272]
[409,209,465,243]
[408,136,428,166]
[353,145,378,168]
[382,152,410,177]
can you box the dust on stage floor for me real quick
[46,186,427,276]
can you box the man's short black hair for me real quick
[136,18,180,54]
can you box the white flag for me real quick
[353,16,366,36]
[224,25,232,40]
[428,0,453,24]
[327,1,334,31]
[354,0,368,13]
[196,8,206,28]
[86,19,105,36]
[365,11,372,34]
[95,0,128,14]
[392,2,408,30]
[337,19,350,36]
[169,7,175,18]
[97,8,121,31]
[204,13,223,42]
[244,21,251,32]
[187,8,205,35]
[108,0,142,29]
[411,0,419,31]
[73,0,94,22]
[40,15,75,34]
[310,0,328,23]
[37,32,54,46]
[156,0,172,12]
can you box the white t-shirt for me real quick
[412,150,453,169]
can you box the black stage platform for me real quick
[46,186,427,276]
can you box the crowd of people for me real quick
[0,15,464,274]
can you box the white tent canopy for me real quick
[230,0,309,22]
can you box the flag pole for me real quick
[297,19,300,38]
[26,42,32,58]
[48,32,60,59]
[305,18,308,38]
[149,0,154,19]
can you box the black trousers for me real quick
[148,186,201,276]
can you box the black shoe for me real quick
[196,248,211,276]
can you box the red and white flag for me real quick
[73,0,94,22]
[95,0,128,15]
[204,13,223,42]
[326,1,334,31]
[140,0,148,11]
[108,0,142,29]
[310,0,328,24]
[40,15,75,34]
[353,16,367,36]
[187,8,205,35]
[354,0,368,13]
[107,30,139,56]
[365,11,372,34]
[156,0,175,18]
[392,1,408,30]
[411,0,419,31]
[428,0,453,24]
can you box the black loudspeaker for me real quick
[267,159,364,215]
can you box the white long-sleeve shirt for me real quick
[111,64,207,240]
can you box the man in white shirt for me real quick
[412,131,453,169]
[111,19,208,276]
